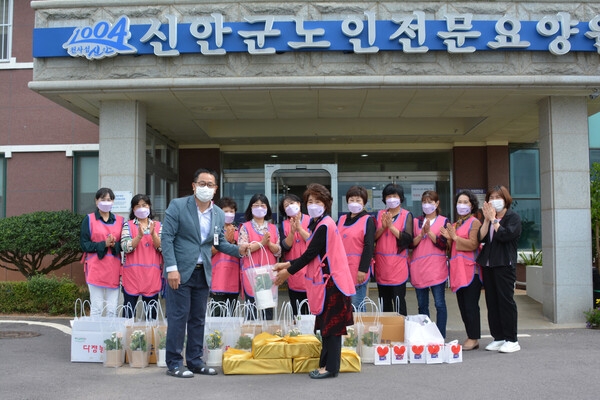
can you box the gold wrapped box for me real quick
[284,334,322,359]
[292,348,361,373]
[222,348,293,375]
[252,332,287,359]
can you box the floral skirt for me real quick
[315,279,353,337]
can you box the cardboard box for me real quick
[354,312,405,343]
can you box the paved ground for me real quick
[1,289,598,400]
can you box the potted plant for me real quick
[360,330,379,364]
[519,244,543,303]
[128,329,149,368]
[103,331,124,367]
[235,334,253,351]
[342,327,358,351]
[254,270,276,309]
[155,330,167,367]
[584,299,600,329]
[205,330,224,367]
[287,327,301,337]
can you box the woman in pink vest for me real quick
[80,188,123,317]
[120,194,163,319]
[338,185,375,312]
[410,190,449,337]
[210,197,241,314]
[440,190,483,351]
[238,193,281,320]
[278,194,310,316]
[274,183,355,379]
[374,183,413,315]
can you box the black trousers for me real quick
[456,276,482,339]
[482,266,518,342]
[122,291,159,320]
[377,283,407,315]
[319,335,342,374]
[288,288,308,316]
[210,292,239,316]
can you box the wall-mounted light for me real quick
[590,88,599,100]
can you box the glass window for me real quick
[74,153,99,215]
[589,112,600,149]
[146,131,178,221]
[0,0,12,62]
[510,148,541,249]
[0,155,5,218]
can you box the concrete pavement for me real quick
[1,289,598,400]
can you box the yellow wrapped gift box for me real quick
[284,334,321,359]
[292,348,361,373]
[222,348,293,375]
[252,332,287,359]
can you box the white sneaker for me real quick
[499,341,521,353]
[485,340,505,351]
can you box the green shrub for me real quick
[0,210,85,278]
[0,275,87,315]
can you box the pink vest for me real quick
[374,209,410,285]
[304,216,355,315]
[83,213,124,289]
[122,220,163,297]
[240,221,279,297]
[337,214,373,286]
[410,216,449,289]
[211,229,241,294]
[282,215,310,292]
[449,216,482,292]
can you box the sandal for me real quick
[190,365,218,376]
[166,367,194,378]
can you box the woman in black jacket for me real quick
[477,185,522,353]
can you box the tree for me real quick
[0,210,85,278]
[590,163,600,269]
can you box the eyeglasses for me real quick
[194,181,217,188]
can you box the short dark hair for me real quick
[303,183,333,215]
[216,196,237,211]
[244,193,273,221]
[95,187,115,201]
[346,185,368,204]
[382,183,405,203]
[129,194,154,220]
[486,185,513,208]
[193,168,219,184]
[454,190,479,215]
[279,193,302,217]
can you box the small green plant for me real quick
[129,330,147,351]
[104,331,123,350]
[235,335,253,350]
[361,331,379,347]
[584,298,600,328]
[519,244,542,265]
[254,272,273,292]
[343,327,358,347]
[288,327,301,337]
[206,330,223,349]
[157,331,167,350]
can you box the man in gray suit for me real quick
[162,168,248,377]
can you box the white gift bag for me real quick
[425,343,445,364]
[391,342,408,365]
[444,340,463,364]
[373,344,392,365]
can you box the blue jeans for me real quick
[351,283,368,312]
[415,282,447,338]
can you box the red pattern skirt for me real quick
[315,279,354,337]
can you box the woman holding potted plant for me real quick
[238,194,281,320]
[440,190,483,351]
[274,184,355,379]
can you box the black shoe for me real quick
[310,371,338,379]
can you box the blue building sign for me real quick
[32,12,600,60]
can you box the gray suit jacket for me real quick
[161,195,240,286]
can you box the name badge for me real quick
[214,233,219,246]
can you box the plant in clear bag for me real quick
[247,266,278,310]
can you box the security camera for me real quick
[590,89,600,100]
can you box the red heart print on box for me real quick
[412,345,424,355]
[451,344,461,356]
[377,345,389,358]
[428,344,441,355]
[393,344,406,360]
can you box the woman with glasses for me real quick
[120,193,163,319]
[80,187,123,317]
[238,193,281,320]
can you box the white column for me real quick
[538,96,592,323]
[98,100,146,197]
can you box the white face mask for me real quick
[195,186,214,203]
[224,212,235,224]
[386,197,401,209]
[97,201,113,213]
[490,199,505,212]
[134,207,150,220]
[348,202,364,214]
[422,203,437,215]
[285,203,300,217]
[252,207,268,219]
[307,204,325,219]
[456,204,471,216]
